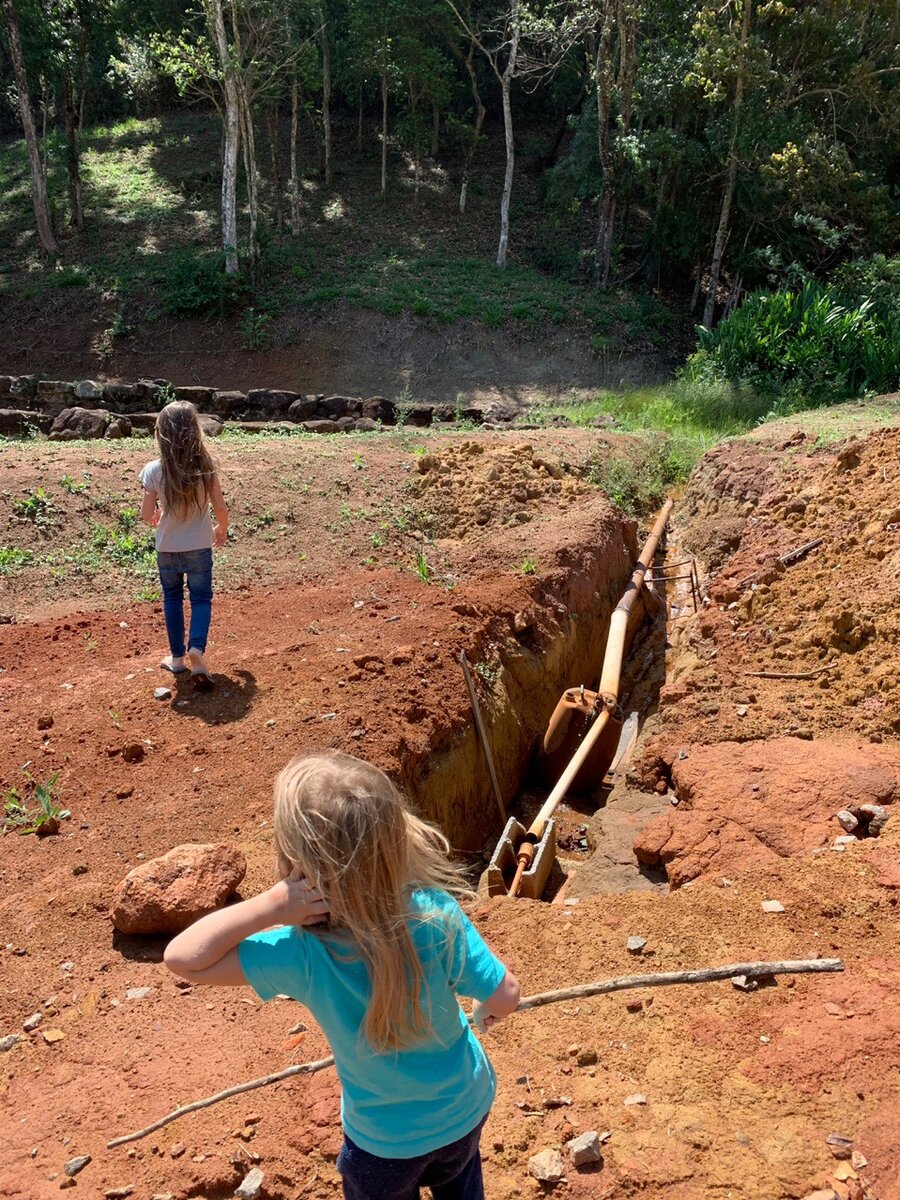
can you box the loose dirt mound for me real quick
[633,738,900,888]
[409,440,590,537]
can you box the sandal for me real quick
[160,656,188,675]
[187,648,214,691]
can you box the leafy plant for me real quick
[11,488,57,526]
[0,546,34,573]
[414,548,431,583]
[239,307,274,351]
[3,772,69,836]
[520,557,537,575]
[60,474,90,494]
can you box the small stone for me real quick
[154,687,171,701]
[833,835,857,846]
[64,1156,90,1177]
[833,1163,857,1182]
[761,899,785,913]
[732,975,758,992]
[59,1179,76,1190]
[566,1043,580,1057]
[125,987,154,1001]
[42,1029,65,1044]
[122,743,145,763]
[104,1189,134,1199]
[802,1191,839,1200]
[0,1034,22,1052]
[60,962,74,972]
[850,1151,866,1170]
[625,999,643,1013]
[72,864,88,876]
[626,936,647,954]
[528,1148,566,1183]
[116,787,133,800]
[624,1093,647,1106]
[492,1137,504,1152]
[826,1133,853,1159]
[836,810,859,834]
[576,1047,598,1066]
[37,714,54,730]
[567,1131,602,1166]
[169,1143,186,1159]
[234,1168,265,1199]
[23,1012,43,1032]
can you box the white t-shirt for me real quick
[139,459,214,553]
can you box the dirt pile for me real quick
[409,440,590,537]
[633,738,900,888]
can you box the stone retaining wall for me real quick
[0,374,530,441]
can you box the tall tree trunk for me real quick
[703,0,751,327]
[204,0,240,274]
[458,42,484,216]
[357,94,364,150]
[239,90,259,275]
[495,0,520,269]
[266,105,283,231]
[380,70,388,195]
[320,3,333,185]
[593,3,616,288]
[431,100,440,157]
[410,82,420,203]
[290,82,301,236]
[3,0,59,257]
[63,66,83,229]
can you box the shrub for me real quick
[160,249,249,317]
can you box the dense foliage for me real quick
[1,0,897,356]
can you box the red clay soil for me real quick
[1,425,898,1200]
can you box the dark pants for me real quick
[157,547,213,657]
[337,1117,486,1200]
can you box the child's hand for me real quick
[151,509,161,528]
[268,869,329,928]
[473,1002,500,1034]
[213,524,228,547]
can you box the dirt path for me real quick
[1,423,898,1200]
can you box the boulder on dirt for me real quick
[103,383,149,411]
[174,385,215,409]
[633,739,900,889]
[302,419,339,434]
[353,417,379,432]
[362,396,395,424]
[198,414,224,438]
[110,843,247,935]
[431,404,456,423]
[401,405,433,427]
[37,380,76,413]
[528,1148,566,1183]
[0,409,32,437]
[235,1168,264,1199]
[288,396,319,422]
[321,395,362,419]
[49,407,112,441]
[246,389,298,417]
[484,400,519,424]
[9,375,38,402]
[105,416,133,439]
[335,416,356,432]
[211,391,246,416]
[0,375,13,396]
[74,380,105,404]
[567,1131,602,1166]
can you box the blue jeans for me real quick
[337,1117,486,1200]
[157,547,213,657]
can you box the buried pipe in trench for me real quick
[507,499,675,898]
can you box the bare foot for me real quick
[187,647,213,690]
[160,654,187,674]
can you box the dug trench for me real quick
[2,425,899,1200]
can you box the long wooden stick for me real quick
[460,651,506,823]
[742,663,836,680]
[107,957,842,1148]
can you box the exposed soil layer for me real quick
[2,422,899,1200]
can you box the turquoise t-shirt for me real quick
[238,888,506,1159]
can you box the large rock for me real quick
[401,405,433,428]
[302,419,339,434]
[211,390,246,416]
[36,380,76,415]
[0,376,14,397]
[198,414,224,438]
[529,1148,566,1183]
[173,385,215,409]
[245,389,298,417]
[110,843,246,934]
[49,407,112,441]
[362,396,396,425]
[0,409,32,437]
[321,395,362,419]
[104,382,153,412]
[9,376,38,402]
[74,380,104,403]
[105,415,133,439]
[288,396,319,422]
[633,739,900,888]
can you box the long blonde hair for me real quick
[274,752,472,1053]
[155,401,217,520]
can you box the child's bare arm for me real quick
[473,969,521,1032]
[140,487,159,527]
[164,876,328,987]
[210,476,228,547]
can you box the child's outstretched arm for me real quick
[164,874,328,987]
[473,970,521,1033]
[140,486,160,527]
[210,477,229,547]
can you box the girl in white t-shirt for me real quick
[139,401,228,688]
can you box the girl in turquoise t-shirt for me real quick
[164,752,520,1200]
